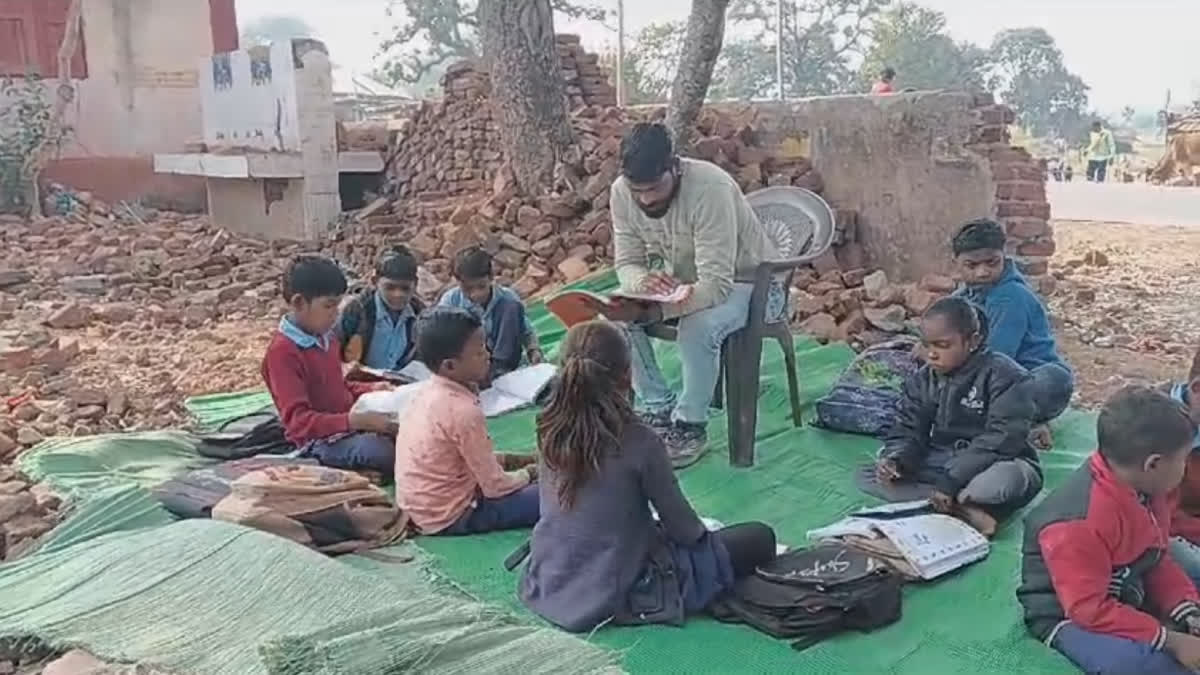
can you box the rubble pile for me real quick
[388,34,618,200]
[0,464,66,562]
[788,247,957,351]
[0,198,297,452]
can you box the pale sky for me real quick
[235,0,1198,112]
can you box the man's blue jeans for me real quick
[1051,622,1192,674]
[622,283,753,425]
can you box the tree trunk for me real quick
[665,0,731,153]
[479,0,577,197]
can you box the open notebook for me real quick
[805,500,989,580]
[351,363,558,419]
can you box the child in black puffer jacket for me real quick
[876,296,1043,537]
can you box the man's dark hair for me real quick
[376,245,418,281]
[281,255,347,301]
[620,122,674,184]
[1097,386,1195,466]
[881,67,896,81]
[952,218,1007,256]
[416,307,483,371]
[453,246,493,280]
[1092,120,1103,130]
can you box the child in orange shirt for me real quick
[394,307,538,535]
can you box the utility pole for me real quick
[775,0,784,100]
[616,0,625,107]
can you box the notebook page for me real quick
[350,381,427,417]
[874,515,989,578]
[479,388,531,417]
[489,363,558,403]
[396,360,433,382]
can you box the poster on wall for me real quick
[212,54,233,90]
[249,46,273,86]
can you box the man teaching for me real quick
[596,122,780,469]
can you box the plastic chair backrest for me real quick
[745,186,836,262]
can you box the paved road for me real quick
[1048,181,1200,227]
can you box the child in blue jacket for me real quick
[952,218,1073,448]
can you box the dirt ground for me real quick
[1050,219,1200,408]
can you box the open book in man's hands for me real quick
[546,287,692,328]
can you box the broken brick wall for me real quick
[380,41,1054,301]
[970,96,1055,293]
[715,92,1054,291]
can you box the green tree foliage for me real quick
[716,0,890,99]
[604,21,686,105]
[986,27,1090,139]
[858,2,986,92]
[377,0,607,86]
[239,15,317,47]
[614,0,888,103]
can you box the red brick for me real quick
[978,106,1008,125]
[1004,218,1049,239]
[1018,238,1056,257]
[988,146,1032,163]
[991,164,1044,182]
[996,181,1046,202]
[997,201,1051,219]
[974,126,1008,144]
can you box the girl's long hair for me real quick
[536,321,634,510]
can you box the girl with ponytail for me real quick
[519,320,777,633]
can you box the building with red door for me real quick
[0,0,238,209]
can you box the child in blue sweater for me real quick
[952,218,1073,449]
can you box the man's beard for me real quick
[635,177,681,219]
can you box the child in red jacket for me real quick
[261,256,396,475]
[1017,386,1200,674]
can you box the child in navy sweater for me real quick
[437,246,542,383]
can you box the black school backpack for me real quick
[709,545,903,651]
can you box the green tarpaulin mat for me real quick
[0,519,619,675]
[45,270,1086,673]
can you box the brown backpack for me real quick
[211,464,408,554]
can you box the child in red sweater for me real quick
[261,256,396,476]
[1018,386,1200,674]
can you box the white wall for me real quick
[200,40,301,152]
